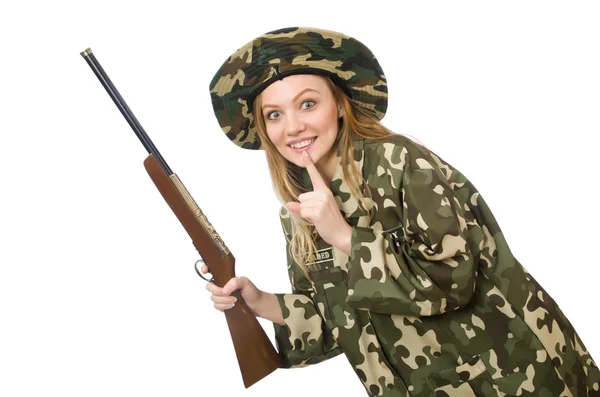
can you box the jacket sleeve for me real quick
[345,145,480,316]
[273,208,342,368]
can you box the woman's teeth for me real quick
[289,138,316,149]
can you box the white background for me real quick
[1,1,599,396]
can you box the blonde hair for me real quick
[253,76,395,278]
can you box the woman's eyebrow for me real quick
[262,88,320,110]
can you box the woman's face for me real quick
[259,74,340,173]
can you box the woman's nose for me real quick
[285,113,305,135]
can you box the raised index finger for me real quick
[302,151,327,190]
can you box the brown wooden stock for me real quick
[143,154,282,388]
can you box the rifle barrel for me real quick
[80,48,173,175]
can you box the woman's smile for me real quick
[288,137,317,151]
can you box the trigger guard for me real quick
[194,258,214,283]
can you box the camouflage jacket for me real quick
[273,135,599,396]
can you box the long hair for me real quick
[253,76,395,278]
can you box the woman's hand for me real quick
[286,151,353,254]
[199,264,284,325]
[199,264,261,311]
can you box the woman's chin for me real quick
[284,155,305,168]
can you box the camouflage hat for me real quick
[209,27,388,150]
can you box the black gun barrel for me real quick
[80,48,173,175]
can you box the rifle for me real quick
[80,48,282,388]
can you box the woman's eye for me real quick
[301,100,315,110]
[267,111,281,120]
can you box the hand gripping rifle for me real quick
[80,48,282,388]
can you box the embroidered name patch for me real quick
[312,247,334,265]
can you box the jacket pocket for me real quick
[311,267,354,330]
[426,351,504,397]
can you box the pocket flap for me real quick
[427,354,486,391]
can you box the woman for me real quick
[205,27,599,396]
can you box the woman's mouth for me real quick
[288,137,317,151]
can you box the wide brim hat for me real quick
[209,27,388,150]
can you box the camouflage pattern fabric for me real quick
[209,27,388,150]
[273,135,600,396]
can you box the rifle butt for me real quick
[224,291,282,388]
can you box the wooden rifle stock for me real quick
[80,48,282,388]
[143,154,281,388]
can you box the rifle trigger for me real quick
[194,258,214,283]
